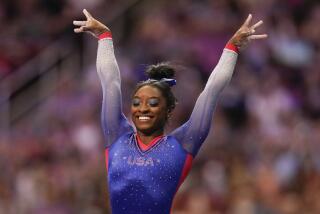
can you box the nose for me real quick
[139,102,150,113]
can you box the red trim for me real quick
[171,154,193,213]
[136,134,163,152]
[105,148,109,172]
[99,31,112,40]
[177,154,193,187]
[225,43,239,53]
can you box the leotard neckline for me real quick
[135,134,164,152]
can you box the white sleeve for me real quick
[171,47,238,156]
[97,37,133,147]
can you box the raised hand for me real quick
[229,14,267,51]
[73,9,110,38]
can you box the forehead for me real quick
[134,85,163,98]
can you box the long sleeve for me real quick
[171,44,238,156]
[97,33,133,148]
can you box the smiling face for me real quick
[131,85,169,136]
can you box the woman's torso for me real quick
[106,132,192,214]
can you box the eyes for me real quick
[132,98,160,107]
[148,98,160,107]
[132,98,140,107]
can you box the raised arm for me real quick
[73,9,133,147]
[171,14,267,156]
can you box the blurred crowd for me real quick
[0,0,108,77]
[1,0,320,213]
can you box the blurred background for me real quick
[1,0,320,213]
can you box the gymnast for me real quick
[73,9,267,214]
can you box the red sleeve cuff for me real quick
[225,43,239,53]
[99,31,112,40]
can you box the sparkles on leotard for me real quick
[97,32,238,214]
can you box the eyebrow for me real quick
[133,96,160,99]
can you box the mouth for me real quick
[137,115,153,122]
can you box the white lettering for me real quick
[127,156,135,165]
[144,158,154,166]
[136,157,145,166]
[125,156,156,167]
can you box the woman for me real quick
[73,9,267,214]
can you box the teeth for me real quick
[138,116,150,121]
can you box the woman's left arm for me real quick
[171,14,267,156]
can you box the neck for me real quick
[137,129,164,145]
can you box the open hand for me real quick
[73,9,110,38]
[229,14,267,51]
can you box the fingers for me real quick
[245,29,255,36]
[74,27,83,33]
[73,9,92,34]
[83,9,93,19]
[251,20,263,30]
[244,15,266,38]
[243,14,252,27]
[248,34,268,40]
[73,20,87,33]
[73,20,86,26]
[74,26,89,33]
[232,14,267,50]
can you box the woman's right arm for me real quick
[74,9,133,147]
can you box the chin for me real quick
[135,124,162,136]
[136,126,155,135]
[133,120,165,135]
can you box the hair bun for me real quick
[145,62,175,80]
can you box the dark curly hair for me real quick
[133,62,177,112]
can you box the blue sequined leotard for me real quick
[96,32,238,214]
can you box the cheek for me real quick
[131,107,137,118]
[155,108,169,122]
